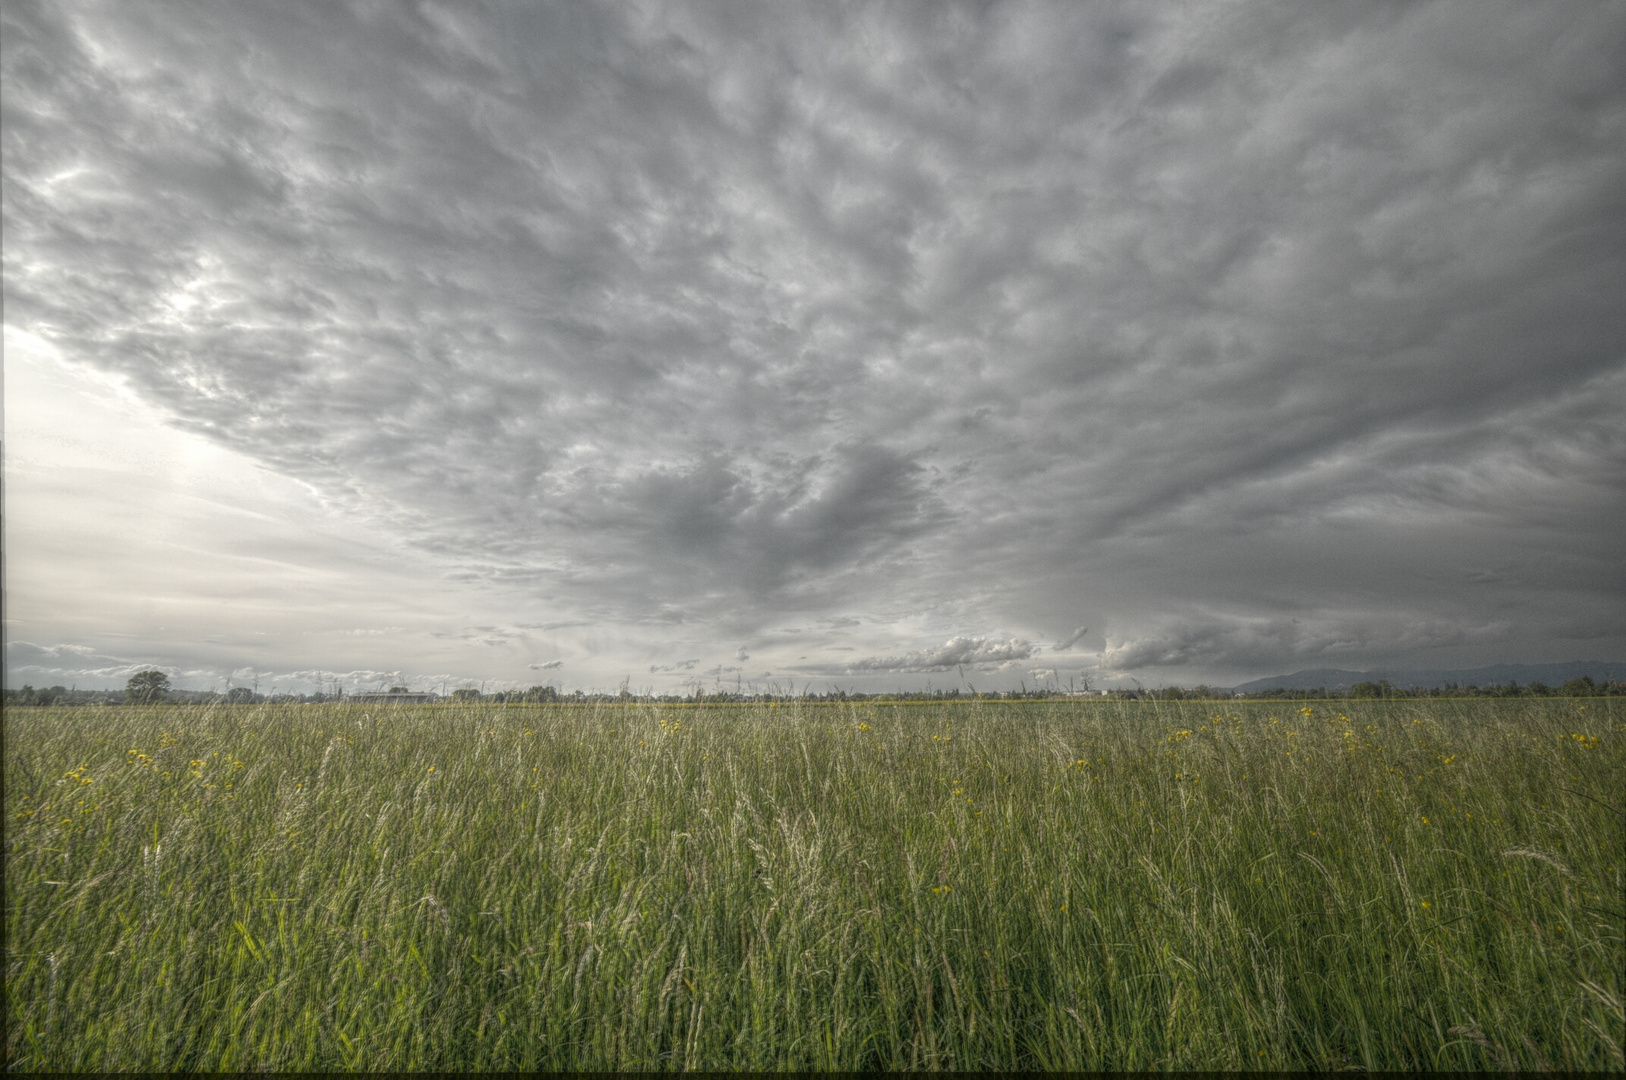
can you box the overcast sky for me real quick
[4,0,1624,694]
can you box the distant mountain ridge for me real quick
[1232,661,1624,693]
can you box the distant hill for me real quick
[1233,661,1625,693]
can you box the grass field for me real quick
[5,697,1622,1070]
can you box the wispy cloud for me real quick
[847,636,1036,673]
[1052,627,1090,652]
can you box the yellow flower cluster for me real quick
[127,748,246,791]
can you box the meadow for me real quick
[5,697,1622,1071]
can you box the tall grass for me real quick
[6,697,1622,1070]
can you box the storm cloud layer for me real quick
[5,0,1624,690]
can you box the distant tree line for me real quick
[4,685,124,706]
[1231,676,1622,700]
[5,672,1619,707]
[5,670,340,707]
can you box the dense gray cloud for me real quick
[4,0,1624,688]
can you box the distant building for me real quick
[344,692,437,704]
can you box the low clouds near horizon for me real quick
[4,0,1623,692]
